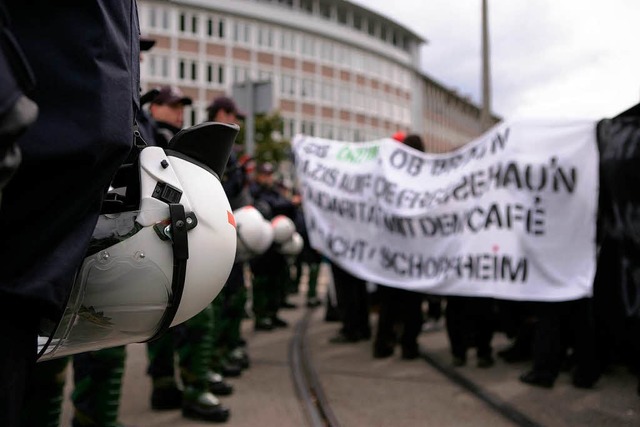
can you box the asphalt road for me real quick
[59,264,639,426]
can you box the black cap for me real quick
[152,86,193,106]
[207,96,246,120]
[140,37,156,52]
[256,162,274,175]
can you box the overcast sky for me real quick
[351,0,640,121]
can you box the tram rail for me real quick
[290,307,341,427]
[290,306,543,427]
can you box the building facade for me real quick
[138,0,496,153]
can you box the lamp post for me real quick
[480,0,492,131]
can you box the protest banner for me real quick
[292,120,599,302]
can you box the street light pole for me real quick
[480,0,492,131]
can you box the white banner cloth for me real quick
[292,120,599,302]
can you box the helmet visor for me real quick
[38,210,173,360]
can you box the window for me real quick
[352,51,363,71]
[368,19,376,36]
[301,120,315,136]
[337,7,347,25]
[353,14,362,30]
[280,30,296,53]
[301,78,315,99]
[144,5,170,30]
[259,70,273,82]
[320,82,333,103]
[233,20,251,44]
[320,40,333,62]
[300,0,312,14]
[233,66,248,83]
[191,15,198,34]
[161,57,169,78]
[178,59,198,82]
[179,12,199,35]
[339,84,350,106]
[161,9,169,30]
[191,62,197,81]
[319,2,331,19]
[282,118,295,138]
[301,35,315,57]
[258,25,273,48]
[206,63,224,84]
[149,7,156,28]
[280,74,296,97]
[321,124,334,139]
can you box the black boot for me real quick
[182,387,230,423]
[206,371,233,396]
[519,370,555,388]
[151,383,183,410]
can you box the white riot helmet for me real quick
[234,205,274,262]
[271,214,296,244]
[277,231,303,256]
[37,122,239,361]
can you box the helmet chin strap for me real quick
[146,203,189,342]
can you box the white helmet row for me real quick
[271,215,296,243]
[234,205,274,262]
[37,122,239,361]
[278,231,303,256]
[270,214,303,256]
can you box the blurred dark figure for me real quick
[445,296,497,368]
[372,134,427,359]
[293,197,323,308]
[518,298,600,389]
[328,261,371,343]
[206,95,252,378]
[593,103,640,395]
[250,162,300,331]
[494,300,535,363]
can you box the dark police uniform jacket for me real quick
[0,1,140,321]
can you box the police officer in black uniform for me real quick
[206,96,253,375]
[148,85,193,147]
[249,162,301,331]
[0,2,139,426]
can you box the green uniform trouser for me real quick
[20,347,127,427]
[307,261,320,300]
[210,295,226,371]
[146,330,177,390]
[252,261,288,322]
[20,357,70,427]
[177,304,214,399]
[289,254,302,294]
[224,283,247,349]
[72,346,127,427]
[211,263,248,368]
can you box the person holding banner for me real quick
[519,298,600,389]
[445,296,496,368]
[372,134,426,359]
[328,261,372,343]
